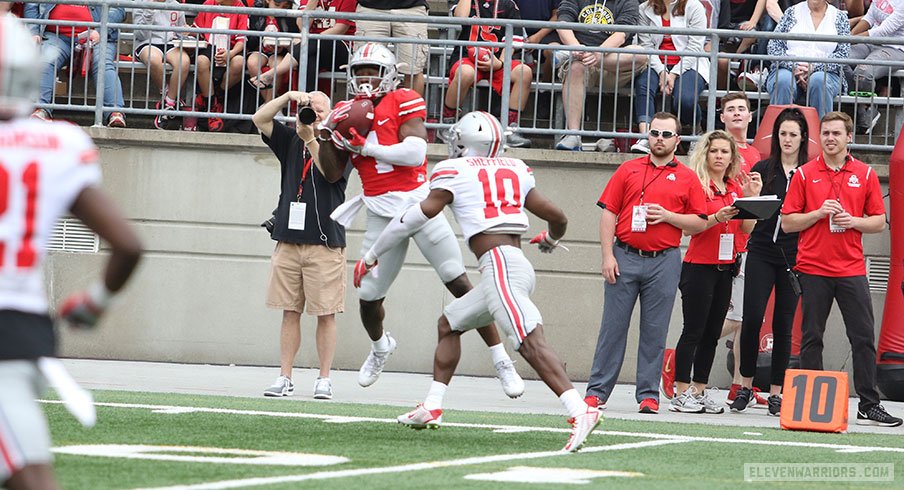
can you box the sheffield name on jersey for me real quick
[0,119,102,314]
[429,156,535,240]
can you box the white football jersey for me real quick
[0,119,102,314]
[430,156,535,241]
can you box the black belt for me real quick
[615,239,675,258]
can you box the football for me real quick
[468,46,492,63]
[335,98,374,139]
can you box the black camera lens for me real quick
[297,106,316,125]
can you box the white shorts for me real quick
[726,252,747,322]
[444,246,541,351]
[358,208,465,301]
[0,360,52,483]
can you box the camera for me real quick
[297,106,316,125]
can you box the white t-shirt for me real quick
[429,156,535,241]
[0,119,102,314]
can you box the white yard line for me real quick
[134,440,683,490]
[41,399,904,489]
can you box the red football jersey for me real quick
[351,89,428,197]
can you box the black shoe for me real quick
[856,405,903,427]
[730,386,753,413]
[767,394,781,417]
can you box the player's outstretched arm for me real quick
[524,189,567,242]
[357,117,428,167]
[60,187,143,328]
[355,190,452,287]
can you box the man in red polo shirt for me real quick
[781,111,901,427]
[585,112,708,414]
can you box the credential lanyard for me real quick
[296,153,313,201]
[639,156,671,205]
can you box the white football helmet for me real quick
[0,14,40,119]
[448,111,507,158]
[347,42,399,99]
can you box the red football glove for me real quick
[353,257,378,288]
[319,100,353,132]
[341,127,369,155]
[58,283,112,329]
[530,231,568,253]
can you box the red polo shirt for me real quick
[684,179,745,264]
[734,143,761,252]
[781,154,885,277]
[597,156,707,252]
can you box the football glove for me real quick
[318,100,353,132]
[58,282,112,329]
[529,231,568,253]
[353,256,378,288]
[331,127,369,155]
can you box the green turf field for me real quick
[45,390,901,489]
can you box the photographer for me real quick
[253,91,350,400]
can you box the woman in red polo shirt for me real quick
[670,130,761,414]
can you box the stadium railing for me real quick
[19,0,904,151]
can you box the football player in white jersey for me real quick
[318,43,523,397]
[0,14,142,489]
[354,111,601,452]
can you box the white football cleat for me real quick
[494,359,525,399]
[397,404,443,430]
[562,405,602,452]
[358,333,397,387]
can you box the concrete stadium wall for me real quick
[47,128,891,391]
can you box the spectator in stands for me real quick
[849,0,904,134]
[631,0,709,155]
[765,0,850,118]
[0,2,24,16]
[133,0,193,130]
[781,111,901,427]
[246,0,298,103]
[670,130,760,415]
[438,0,533,149]
[515,0,561,81]
[25,1,127,127]
[555,0,646,151]
[189,0,249,132]
[732,107,808,416]
[586,112,708,415]
[250,0,356,96]
[354,0,429,95]
[252,90,348,401]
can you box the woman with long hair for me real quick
[671,130,762,414]
[731,107,809,416]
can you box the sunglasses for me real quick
[649,129,677,139]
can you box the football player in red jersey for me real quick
[318,43,524,397]
[0,14,142,490]
[354,111,601,452]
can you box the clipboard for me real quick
[732,196,782,220]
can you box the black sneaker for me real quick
[856,405,903,427]
[730,386,753,413]
[767,394,781,417]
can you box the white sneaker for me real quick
[263,375,294,397]
[494,359,525,399]
[630,139,650,154]
[562,405,602,452]
[695,389,725,414]
[397,404,443,430]
[358,333,397,387]
[556,134,582,151]
[595,137,616,152]
[737,69,767,90]
[313,377,332,400]
[669,386,705,413]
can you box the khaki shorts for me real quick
[355,5,429,75]
[0,360,52,482]
[557,46,644,91]
[267,242,346,315]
